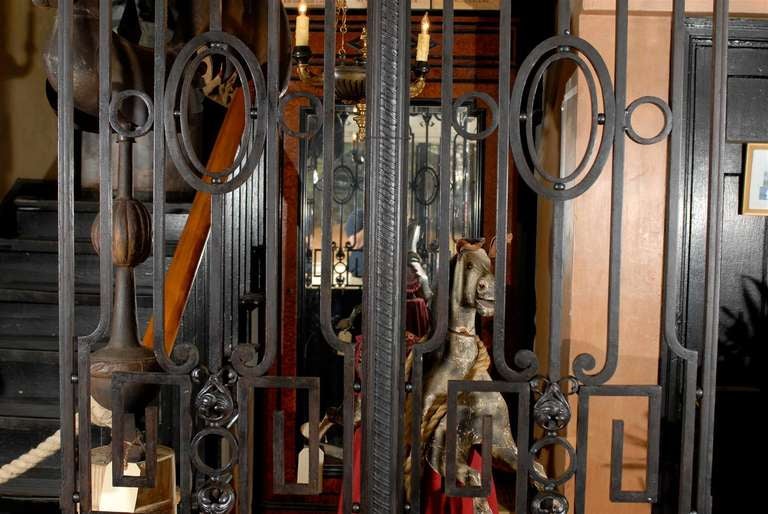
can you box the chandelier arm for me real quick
[297,62,325,87]
[409,75,426,98]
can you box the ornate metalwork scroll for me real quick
[56,0,330,512]
[401,1,729,514]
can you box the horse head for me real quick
[450,239,495,333]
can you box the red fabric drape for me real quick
[338,429,499,513]
[337,270,499,512]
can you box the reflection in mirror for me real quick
[300,103,484,290]
[294,103,485,461]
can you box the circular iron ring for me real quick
[625,95,672,145]
[332,165,357,204]
[178,45,253,179]
[411,165,440,206]
[109,89,154,139]
[191,426,239,477]
[525,52,599,185]
[529,436,577,487]
[165,31,267,195]
[511,34,616,201]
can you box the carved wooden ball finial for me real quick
[91,198,152,267]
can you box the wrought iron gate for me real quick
[53,0,735,512]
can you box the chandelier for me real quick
[291,1,431,141]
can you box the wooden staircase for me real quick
[0,90,248,507]
[0,180,189,501]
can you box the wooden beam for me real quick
[142,89,246,354]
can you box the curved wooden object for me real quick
[142,89,245,354]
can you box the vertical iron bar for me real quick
[238,384,251,514]
[492,0,521,382]
[697,1,729,512]
[514,388,531,514]
[76,0,114,508]
[153,0,168,365]
[209,194,224,373]
[96,0,113,339]
[320,0,341,355]
[262,0,280,373]
[663,1,700,512]
[575,0,627,385]
[547,201,564,382]
[209,0,222,32]
[362,0,410,511]
[558,0,572,35]
[408,1,455,510]
[80,0,113,345]
[415,1,453,354]
[57,0,76,511]
[601,0,626,384]
[316,1,356,511]
[610,5,628,381]
[178,379,194,513]
[77,341,92,513]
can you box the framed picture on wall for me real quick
[742,143,768,216]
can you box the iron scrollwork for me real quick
[430,0,702,513]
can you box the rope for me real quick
[403,337,491,499]
[0,398,112,485]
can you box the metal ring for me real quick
[109,90,154,139]
[510,34,616,201]
[165,31,267,195]
[525,52,599,185]
[332,165,357,204]
[625,96,672,145]
[179,46,253,179]
[191,427,238,476]
[452,92,498,141]
[411,165,440,206]
[278,91,324,139]
[334,260,349,275]
[529,436,576,486]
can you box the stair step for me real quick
[0,416,61,500]
[0,336,58,352]
[0,398,59,420]
[0,412,61,500]
[0,300,151,338]
[0,238,174,294]
[0,477,60,502]
[0,358,59,412]
[13,196,190,242]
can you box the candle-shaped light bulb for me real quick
[416,12,430,62]
[296,3,310,47]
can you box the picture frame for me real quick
[742,143,768,216]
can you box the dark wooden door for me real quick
[682,20,768,513]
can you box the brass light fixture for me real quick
[291,1,431,141]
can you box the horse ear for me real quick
[488,233,513,259]
[450,248,463,301]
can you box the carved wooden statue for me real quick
[411,239,545,513]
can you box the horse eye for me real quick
[466,263,473,270]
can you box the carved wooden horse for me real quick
[416,239,545,513]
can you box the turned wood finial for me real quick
[90,134,158,417]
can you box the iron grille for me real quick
[52,0,733,512]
